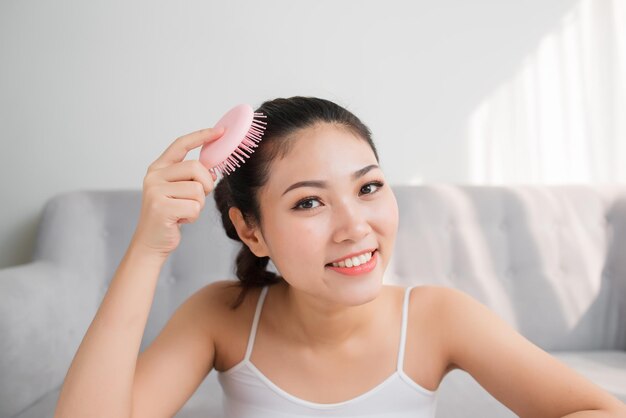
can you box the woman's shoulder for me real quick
[193,279,276,335]
[191,280,269,371]
[405,283,468,305]
[409,284,484,320]
[404,284,504,371]
[401,284,474,332]
[194,278,240,302]
[379,284,456,328]
[192,279,262,315]
[384,283,457,307]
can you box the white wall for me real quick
[0,0,579,268]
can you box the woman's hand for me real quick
[130,126,225,259]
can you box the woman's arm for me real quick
[54,243,167,417]
[436,287,626,417]
[54,127,225,417]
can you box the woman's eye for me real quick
[292,181,384,211]
[294,197,322,211]
[360,181,384,195]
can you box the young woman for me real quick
[55,97,626,417]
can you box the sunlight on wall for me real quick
[468,0,626,184]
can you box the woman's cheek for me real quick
[377,190,399,236]
[275,218,322,256]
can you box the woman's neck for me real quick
[275,282,384,349]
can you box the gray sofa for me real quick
[1,185,625,418]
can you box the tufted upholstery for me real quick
[0,185,625,417]
[388,185,626,351]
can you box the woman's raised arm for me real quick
[54,127,224,418]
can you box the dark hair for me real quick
[213,96,380,309]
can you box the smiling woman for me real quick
[212,97,397,310]
[207,97,626,417]
[54,96,626,418]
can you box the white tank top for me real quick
[217,285,438,417]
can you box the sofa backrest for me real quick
[386,184,626,351]
[34,185,626,352]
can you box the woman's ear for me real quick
[228,207,270,257]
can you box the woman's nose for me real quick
[331,201,373,243]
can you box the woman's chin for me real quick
[330,276,384,306]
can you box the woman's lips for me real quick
[325,248,377,266]
[325,250,378,276]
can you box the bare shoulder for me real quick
[406,284,451,301]
[193,279,242,308]
[191,279,267,370]
[381,284,465,390]
[191,279,253,322]
[407,284,479,318]
[407,285,498,353]
[404,284,465,320]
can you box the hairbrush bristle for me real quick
[211,112,267,176]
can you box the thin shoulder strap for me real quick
[244,285,269,361]
[397,285,415,372]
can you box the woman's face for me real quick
[255,123,399,306]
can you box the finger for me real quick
[166,198,203,224]
[161,181,206,204]
[159,160,215,195]
[151,126,225,170]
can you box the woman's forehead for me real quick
[261,125,379,197]
[278,124,373,164]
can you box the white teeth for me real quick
[331,251,374,268]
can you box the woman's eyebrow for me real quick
[281,164,380,196]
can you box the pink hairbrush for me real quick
[199,104,267,177]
